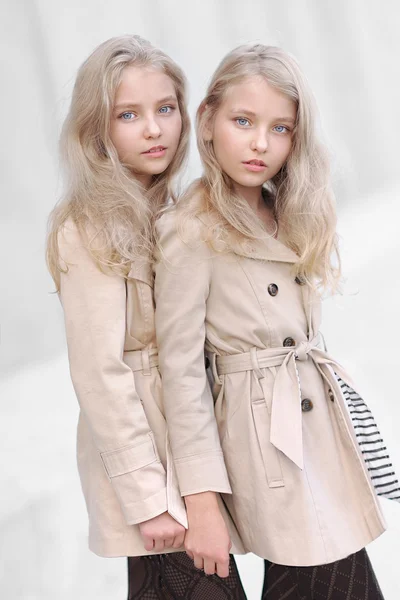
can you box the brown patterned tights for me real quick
[127,551,246,599]
[127,548,384,599]
[261,549,384,599]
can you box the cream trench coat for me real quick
[154,208,387,567]
[57,221,245,557]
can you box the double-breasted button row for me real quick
[266,283,311,411]
[268,284,297,350]
[269,277,306,296]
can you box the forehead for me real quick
[114,66,177,103]
[221,76,296,117]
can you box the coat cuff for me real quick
[100,434,168,525]
[175,451,232,496]
[121,486,168,525]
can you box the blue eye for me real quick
[273,125,289,133]
[236,117,250,127]
[159,105,173,114]
[120,112,136,120]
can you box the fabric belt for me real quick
[123,348,159,375]
[213,335,352,470]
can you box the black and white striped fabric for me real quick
[337,376,400,503]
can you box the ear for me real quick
[198,101,213,141]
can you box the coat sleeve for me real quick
[58,221,168,525]
[154,212,232,496]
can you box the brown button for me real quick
[301,398,313,412]
[268,283,279,296]
[295,275,306,286]
[283,337,296,347]
[328,388,334,402]
[205,356,210,369]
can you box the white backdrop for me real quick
[1,1,399,598]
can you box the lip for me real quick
[142,145,167,158]
[242,159,267,172]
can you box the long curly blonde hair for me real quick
[178,44,340,290]
[47,35,190,289]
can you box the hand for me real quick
[184,492,232,578]
[138,511,186,552]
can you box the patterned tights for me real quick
[127,548,384,599]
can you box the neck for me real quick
[233,183,264,211]
[233,181,277,237]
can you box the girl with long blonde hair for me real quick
[47,35,247,598]
[155,44,391,598]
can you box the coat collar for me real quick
[197,213,299,265]
[232,234,299,264]
[128,257,154,286]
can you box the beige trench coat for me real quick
[154,209,386,567]
[58,220,245,557]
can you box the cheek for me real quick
[110,125,134,157]
[275,137,293,163]
[168,113,183,144]
[109,120,120,145]
[213,124,240,159]
[109,124,123,153]
[220,124,238,147]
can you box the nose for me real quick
[143,116,161,139]
[250,128,268,153]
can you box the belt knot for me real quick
[294,341,312,361]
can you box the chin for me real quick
[150,165,171,176]
[231,175,266,188]
[138,164,170,177]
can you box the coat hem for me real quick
[245,503,387,567]
[88,535,247,558]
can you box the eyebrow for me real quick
[114,95,177,111]
[230,109,296,124]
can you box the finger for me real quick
[164,537,174,549]
[173,534,184,549]
[216,558,230,579]
[203,558,216,576]
[186,549,194,560]
[153,538,165,553]
[171,535,182,549]
[193,555,204,570]
[142,536,154,552]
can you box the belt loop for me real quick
[210,352,223,385]
[141,349,151,376]
[250,347,264,380]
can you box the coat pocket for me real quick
[251,399,285,488]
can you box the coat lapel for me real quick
[228,226,320,341]
[232,234,299,264]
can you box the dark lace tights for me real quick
[127,548,384,599]
[127,551,247,599]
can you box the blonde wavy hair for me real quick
[47,34,190,289]
[178,44,340,290]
